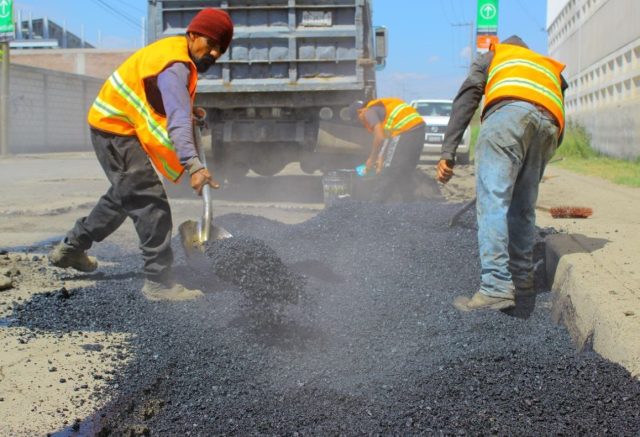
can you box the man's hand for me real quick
[192,107,207,128]
[190,168,220,195]
[375,155,384,175]
[436,159,455,184]
[365,156,376,174]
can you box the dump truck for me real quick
[147,0,387,180]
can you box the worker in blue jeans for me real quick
[436,35,567,312]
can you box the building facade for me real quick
[11,15,93,49]
[547,0,640,159]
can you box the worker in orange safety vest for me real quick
[49,8,233,301]
[436,35,568,312]
[347,97,426,202]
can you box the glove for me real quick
[436,159,455,183]
[190,168,220,195]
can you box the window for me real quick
[414,102,453,117]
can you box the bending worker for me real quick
[347,98,426,202]
[49,8,234,301]
[436,35,567,312]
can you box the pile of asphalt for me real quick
[203,235,303,307]
[7,200,640,435]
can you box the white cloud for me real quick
[385,72,430,82]
[459,46,472,61]
[427,55,441,64]
[377,70,467,101]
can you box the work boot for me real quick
[453,291,515,312]
[141,277,203,302]
[48,241,98,272]
[513,278,535,297]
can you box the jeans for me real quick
[66,128,174,279]
[475,101,559,297]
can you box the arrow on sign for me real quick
[0,0,10,19]
[481,4,497,20]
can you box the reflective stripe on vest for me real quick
[384,103,423,133]
[107,71,174,151]
[366,98,424,137]
[87,36,198,182]
[484,43,565,134]
[92,97,132,125]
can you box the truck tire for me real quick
[249,144,294,177]
[250,158,288,177]
[222,164,249,184]
[299,152,320,174]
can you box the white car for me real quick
[410,99,471,164]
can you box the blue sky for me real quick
[13,0,549,99]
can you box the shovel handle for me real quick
[194,121,213,243]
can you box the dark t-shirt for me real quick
[363,104,386,128]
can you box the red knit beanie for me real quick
[187,8,234,54]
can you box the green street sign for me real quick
[0,0,15,36]
[477,0,499,31]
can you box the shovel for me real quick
[178,115,232,267]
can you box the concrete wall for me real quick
[548,0,640,159]
[10,49,134,79]
[8,64,103,154]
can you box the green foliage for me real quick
[469,124,480,160]
[554,122,598,159]
[553,122,640,187]
[469,118,640,187]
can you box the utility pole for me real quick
[451,22,475,72]
[0,39,9,156]
[141,16,146,47]
[0,0,15,156]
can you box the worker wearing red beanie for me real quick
[185,8,234,73]
[52,8,235,301]
[187,8,234,54]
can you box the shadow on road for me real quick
[553,233,610,255]
[165,174,324,204]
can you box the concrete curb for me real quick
[546,233,640,379]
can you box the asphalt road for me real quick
[1,155,639,435]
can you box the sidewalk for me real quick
[537,165,640,378]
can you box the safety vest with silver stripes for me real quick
[484,43,566,134]
[87,36,198,182]
[364,98,424,137]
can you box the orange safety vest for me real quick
[87,36,198,182]
[364,98,424,137]
[484,43,566,134]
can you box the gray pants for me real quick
[373,124,425,202]
[66,128,173,279]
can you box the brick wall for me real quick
[8,64,103,153]
[11,49,134,79]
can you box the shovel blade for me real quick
[178,220,210,272]
[178,219,233,267]
[210,225,233,241]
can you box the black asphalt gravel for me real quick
[6,199,640,435]
[204,235,303,310]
